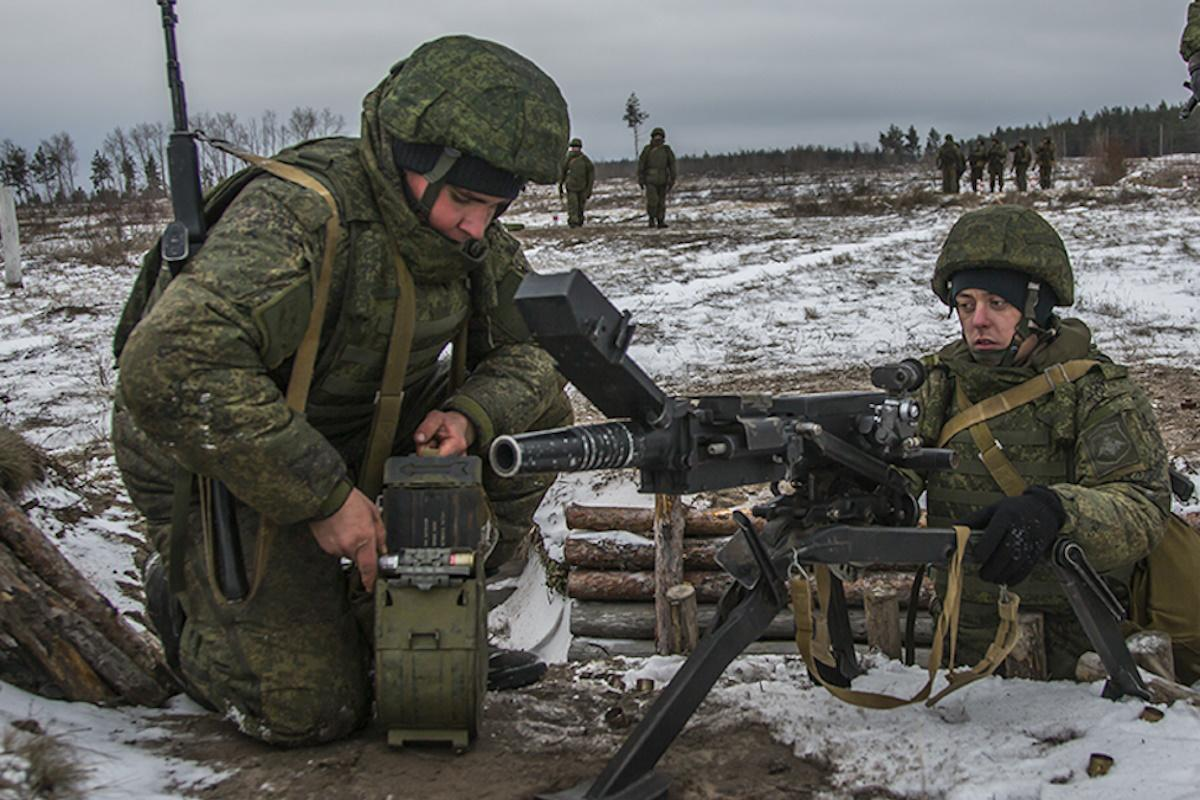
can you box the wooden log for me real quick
[0,489,175,705]
[654,495,687,655]
[666,584,699,654]
[1126,630,1176,682]
[569,600,935,644]
[564,503,766,537]
[567,568,933,608]
[1075,651,1200,707]
[568,569,732,602]
[570,637,800,661]
[864,587,901,659]
[564,536,726,571]
[1004,612,1048,680]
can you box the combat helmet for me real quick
[569,138,583,148]
[932,206,1074,311]
[377,35,570,215]
[650,127,665,138]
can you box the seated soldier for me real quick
[909,206,1173,679]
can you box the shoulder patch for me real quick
[1081,413,1140,478]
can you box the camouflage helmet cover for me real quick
[569,137,582,147]
[650,127,665,138]
[376,35,570,185]
[932,206,1074,306]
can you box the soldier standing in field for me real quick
[112,35,574,745]
[1181,2,1200,113]
[637,127,677,228]
[1035,137,1056,189]
[558,137,595,228]
[1009,139,1032,192]
[986,136,1007,192]
[967,137,988,192]
[936,134,966,194]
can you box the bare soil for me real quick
[156,664,831,799]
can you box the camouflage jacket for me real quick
[1010,143,1032,169]
[936,141,965,172]
[559,151,595,195]
[908,320,1170,606]
[1036,141,1056,166]
[638,143,677,187]
[967,141,988,170]
[986,142,1007,171]
[114,136,563,526]
[1183,0,1200,62]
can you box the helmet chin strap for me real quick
[970,280,1049,367]
[413,146,462,220]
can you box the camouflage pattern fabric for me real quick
[638,141,677,226]
[378,35,569,185]
[986,139,1006,192]
[1182,1,1200,62]
[909,323,1170,677]
[932,205,1074,307]
[936,138,965,193]
[1035,138,1056,190]
[558,149,595,227]
[1010,141,1032,192]
[967,138,987,191]
[114,60,573,741]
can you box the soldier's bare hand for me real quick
[308,488,386,591]
[413,410,475,456]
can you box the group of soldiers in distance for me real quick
[936,134,1058,194]
[558,127,677,228]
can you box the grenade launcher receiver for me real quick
[489,270,1151,800]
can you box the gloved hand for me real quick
[961,486,1066,586]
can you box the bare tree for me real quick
[624,93,649,159]
[102,128,134,195]
[46,132,77,197]
[30,145,59,203]
[130,122,166,195]
[316,107,346,137]
[284,106,319,145]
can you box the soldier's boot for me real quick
[647,217,657,228]
[143,553,184,670]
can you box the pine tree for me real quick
[624,93,649,159]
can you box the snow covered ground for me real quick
[2,159,1199,798]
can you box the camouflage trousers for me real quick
[1038,165,1054,189]
[644,182,669,225]
[566,190,587,227]
[988,169,1005,193]
[940,167,960,194]
[115,376,572,745]
[1014,166,1029,192]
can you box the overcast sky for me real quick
[1,0,1193,174]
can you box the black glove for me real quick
[961,486,1066,586]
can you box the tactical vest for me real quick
[923,357,1090,606]
[117,138,483,460]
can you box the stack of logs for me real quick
[563,502,934,662]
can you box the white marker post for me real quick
[0,185,21,287]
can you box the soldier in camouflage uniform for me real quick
[558,137,595,227]
[1035,137,1056,190]
[637,127,677,228]
[907,206,1170,679]
[986,136,1007,192]
[1009,139,1032,192]
[1182,3,1200,113]
[935,134,965,194]
[111,36,573,745]
[967,137,987,192]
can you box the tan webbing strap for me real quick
[927,587,1022,705]
[955,383,1028,498]
[936,359,1100,448]
[792,526,977,708]
[358,245,418,501]
[190,139,344,604]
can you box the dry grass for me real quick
[0,726,88,799]
[0,427,46,497]
[1089,135,1128,186]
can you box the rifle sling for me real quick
[791,526,1021,708]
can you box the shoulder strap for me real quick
[936,359,1099,448]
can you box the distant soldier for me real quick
[1009,139,1032,192]
[936,134,966,193]
[986,136,1007,192]
[967,137,988,192]
[1181,2,1200,116]
[637,127,677,228]
[1036,137,1056,189]
[558,137,595,228]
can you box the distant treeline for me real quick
[601,100,1200,179]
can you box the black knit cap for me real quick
[392,139,525,200]
[950,267,1058,326]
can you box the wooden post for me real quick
[863,587,901,659]
[666,583,699,654]
[653,494,686,655]
[0,185,21,287]
[1004,611,1047,680]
